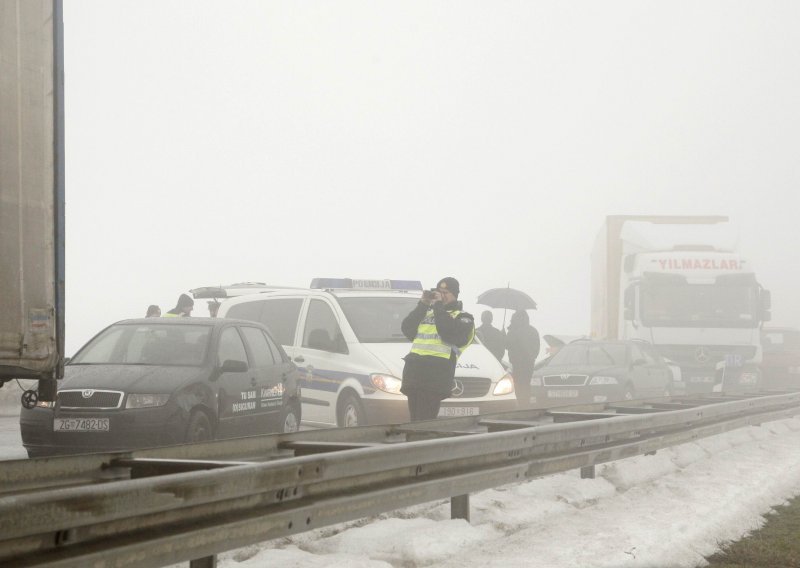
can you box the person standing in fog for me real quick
[476,310,506,362]
[400,277,475,421]
[506,310,540,408]
[163,294,194,317]
[145,305,161,318]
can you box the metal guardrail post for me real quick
[451,494,470,521]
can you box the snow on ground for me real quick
[217,417,800,568]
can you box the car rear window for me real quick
[549,343,627,366]
[71,324,212,366]
[337,297,420,343]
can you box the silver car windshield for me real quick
[71,324,212,366]
[337,297,420,343]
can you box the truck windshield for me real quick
[71,324,212,366]
[337,297,420,343]
[641,282,759,328]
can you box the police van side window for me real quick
[226,300,265,324]
[302,300,347,354]
[260,298,303,347]
[240,326,275,367]
[263,331,285,363]
[218,327,248,367]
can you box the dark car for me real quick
[761,327,800,390]
[20,318,302,457]
[529,339,674,407]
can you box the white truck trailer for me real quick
[0,0,65,404]
[591,215,771,394]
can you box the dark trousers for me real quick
[406,388,444,421]
[512,366,534,409]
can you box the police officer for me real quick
[163,293,194,317]
[400,277,475,421]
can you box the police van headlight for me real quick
[370,374,403,394]
[126,394,171,409]
[493,373,515,395]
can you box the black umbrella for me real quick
[477,287,537,311]
[477,287,537,329]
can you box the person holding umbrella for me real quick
[506,310,540,408]
[400,277,475,421]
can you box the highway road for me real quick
[0,411,27,460]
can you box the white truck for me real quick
[0,0,65,405]
[591,215,771,394]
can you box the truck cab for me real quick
[592,216,771,394]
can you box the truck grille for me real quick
[449,377,491,398]
[655,345,757,367]
[58,389,124,409]
[543,374,588,387]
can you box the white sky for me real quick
[207,417,800,567]
[63,1,800,354]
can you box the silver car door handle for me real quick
[294,355,305,363]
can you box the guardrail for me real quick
[2,392,800,567]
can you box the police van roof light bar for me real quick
[310,278,423,291]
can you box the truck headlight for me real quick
[36,400,55,409]
[370,374,403,394]
[788,366,800,375]
[493,373,515,395]
[589,376,618,385]
[125,394,170,409]
[530,376,542,386]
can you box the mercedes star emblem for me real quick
[694,347,711,364]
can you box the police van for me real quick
[211,278,517,427]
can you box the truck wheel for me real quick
[185,411,212,443]
[281,401,301,433]
[337,392,366,428]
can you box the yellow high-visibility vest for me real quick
[410,309,474,359]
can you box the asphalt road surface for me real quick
[0,411,27,460]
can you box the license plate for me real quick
[54,418,110,432]
[547,389,579,398]
[689,376,713,383]
[438,406,479,417]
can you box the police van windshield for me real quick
[71,324,212,366]
[337,297,420,343]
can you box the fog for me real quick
[63,1,800,354]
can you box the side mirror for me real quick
[760,290,772,322]
[623,286,636,322]
[220,359,248,373]
[631,358,646,367]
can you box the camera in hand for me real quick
[422,289,437,300]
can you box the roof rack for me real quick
[310,278,423,292]
[190,283,302,299]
